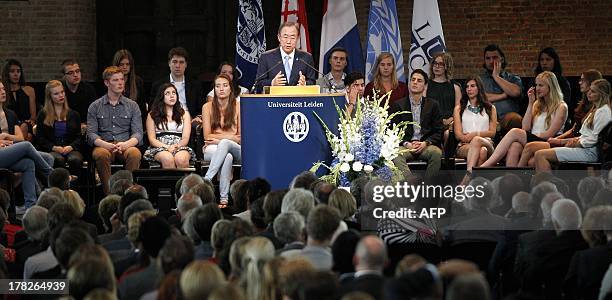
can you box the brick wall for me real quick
[0,0,96,82]
[354,0,612,78]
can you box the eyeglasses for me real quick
[432,62,445,68]
[64,69,81,76]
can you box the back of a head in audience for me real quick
[188,182,215,204]
[109,170,133,192]
[581,205,612,247]
[350,176,370,208]
[139,216,172,258]
[211,219,233,253]
[49,167,71,190]
[180,173,204,196]
[331,229,360,275]
[354,235,387,272]
[110,179,133,196]
[540,191,564,227]
[577,176,606,209]
[592,188,612,207]
[395,254,427,277]
[498,173,525,209]
[446,273,491,300]
[385,265,442,300]
[290,171,319,190]
[282,188,316,220]
[307,205,341,243]
[241,237,275,300]
[83,288,117,300]
[274,211,305,245]
[511,191,531,213]
[123,199,154,225]
[278,257,316,298]
[118,186,149,225]
[37,187,64,209]
[529,181,558,218]
[192,203,223,242]
[208,283,246,300]
[68,259,116,300]
[328,188,357,220]
[51,226,95,269]
[127,210,156,249]
[62,189,86,218]
[180,261,226,300]
[263,189,287,224]
[248,177,272,204]
[47,202,80,232]
[467,177,495,211]
[177,192,203,219]
[311,180,335,204]
[23,206,49,242]
[230,178,248,200]
[551,199,582,233]
[291,271,339,300]
[250,197,267,229]
[159,234,195,274]
[98,195,121,232]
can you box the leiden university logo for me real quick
[283,112,309,143]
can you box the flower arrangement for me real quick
[311,92,411,187]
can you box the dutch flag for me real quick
[318,0,364,76]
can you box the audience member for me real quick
[240,236,275,300]
[2,59,36,140]
[87,66,143,195]
[144,82,195,168]
[534,47,572,110]
[61,59,97,127]
[281,188,316,220]
[190,203,223,260]
[48,167,71,190]
[274,211,306,256]
[344,72,366,117]
[364,52,408,105]
[112,49,146,123]
[572,69,603,135]
[428,52,462,144]
[340,235,388,300]
[298,205,341,271]
[205,62,249,102]
[176,192,202,222]
[97,194,121,237]
[576,176,606,210]
[446,273,491,300]
[328,188,359,230]
[188,182,215,204]
[180,261,226,300]
[317,47,349,93]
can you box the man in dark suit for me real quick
[390,69,443,182]
[254,22,316,93]
[340,235,387,300]
[150,47,203,123]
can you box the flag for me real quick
[280,0,311,53]
[235,0,266,89]
[318,0,364,76]
[409,0,446,76]
[365,0,405,84]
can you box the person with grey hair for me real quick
[298,205,341,271]
[446,273,491,300]
[15,206,50,277]
[516,199,588,298]
[564,205,612,299]
[340,235,388,300]
[539,191,564,228]
[180,173,204,196]
[577,176,606,210]
[528,181,558,220]
[177,192,202,221]
[109,170,133,192]
[510,191,530,215]
[36,187,63,209]
[274,211,305,256]
[289,171,319,190]
[281,188,315,221]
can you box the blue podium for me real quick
[240,94,345,189]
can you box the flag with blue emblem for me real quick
[235,0,266,89]
[409,0,446,76]
[365,0,405,84]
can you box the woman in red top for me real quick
[363,52,408,106]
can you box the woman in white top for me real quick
[205,62,249,102]
[481,71,568,167]
[144,83,195,168]
[454,76,497,182]
[535,79,611,172]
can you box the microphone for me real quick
[295,57,339,93]
[250,60,283,94]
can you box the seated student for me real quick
[202,74,241,206]
[87,66,143,195]
[0,82,53,212]
[205,62,249,103]
[481,71,567,167]
[343,72,365,118]
[454,76,497,181]
[2,59,37,141]
[534,79,611,172]
[317,47,349,93]
[390,69,443,183]
[364,52,408,105]
[34,80,83,174]
[61,59,97,130]
[144,83,195,168]
[113,49,147,125]
[427,52,462,145]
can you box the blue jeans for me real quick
[0,142,53,208]
[203,139,241,199]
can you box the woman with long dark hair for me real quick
[454,76,497,177]
[534,47,571,106]
[205,62,249,102]
[202,74,241,206]
[144,83,195,168]
[34,80,83,173]
[1,59,36,141]
[112,49,146,121]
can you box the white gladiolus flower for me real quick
[363,165,374,173]
[344,153,354,162]
[340,163,350,173]
[352,161,363,172]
